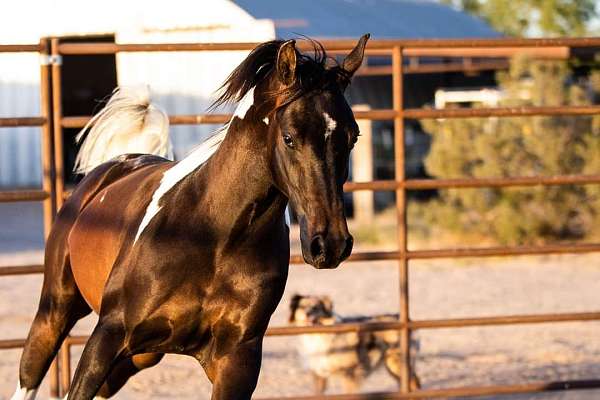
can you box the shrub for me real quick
[416,56,600,245]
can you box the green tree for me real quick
[416,56,600,245]
[442,0,597,36]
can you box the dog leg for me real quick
[311,372,327,394]
[410,371,421,390]
[340,372,360,393]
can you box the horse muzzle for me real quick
[301,232,354,269]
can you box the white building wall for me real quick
[0,53,42,187]
[0,0,275,187]
[117,18,275,159]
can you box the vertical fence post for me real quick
[50,38,65,210]
[40,37,61,400]
[40,38,56,234]
[50,37,73,396]
[393,45,412,393]
[59,342,72,395]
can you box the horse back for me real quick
[60,154,170,312]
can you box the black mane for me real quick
[210,38,350,111]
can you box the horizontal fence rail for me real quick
[0,117,47,127]
[289,242,600,264]
[0,44,43,53]
[2,36,600,399]
[5,309,591,347]
[0,265,44,277]
[0,190,50,202]
[255,379,600,400]
[345,174,600,191]
[55,37,600,55]
[60,106,600,128]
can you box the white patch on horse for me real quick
[234,87,255,119]
[323,112,337,141]
[263,117,269,125]
[133,88,255,243]
[285,206,291,227]
[10,382,38,400]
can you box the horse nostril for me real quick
[310,235,326,260]
[341,235,353,260]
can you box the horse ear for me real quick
[277,40,297,86]
[340,33,370,84]
[321,296,334,313]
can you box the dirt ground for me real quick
[1,203,599,399]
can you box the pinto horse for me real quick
[12,35,369,400]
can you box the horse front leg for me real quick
[206,336,263,400]
[66,320,126,399]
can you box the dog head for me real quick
[289,294,335,325]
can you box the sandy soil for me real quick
[1,203,599,399]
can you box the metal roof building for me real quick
[235,0,500,39]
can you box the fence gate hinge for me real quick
[40,54,62,66]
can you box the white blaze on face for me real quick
[133,88,255,244]
[10,382,38,400]
[323,112,337,141]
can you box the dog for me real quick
[289,294,421,394]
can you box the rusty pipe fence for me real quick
[3,37,600,399]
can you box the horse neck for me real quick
[187,110,286,235]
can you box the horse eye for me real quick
[283,134,294,148]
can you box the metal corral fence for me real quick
[3,37,600,399]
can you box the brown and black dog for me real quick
[289,294,421,394]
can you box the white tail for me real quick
[74,86,172,174]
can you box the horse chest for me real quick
[115,254,287,350]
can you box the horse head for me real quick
[267,36,369,269]
[214,35,370,269]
